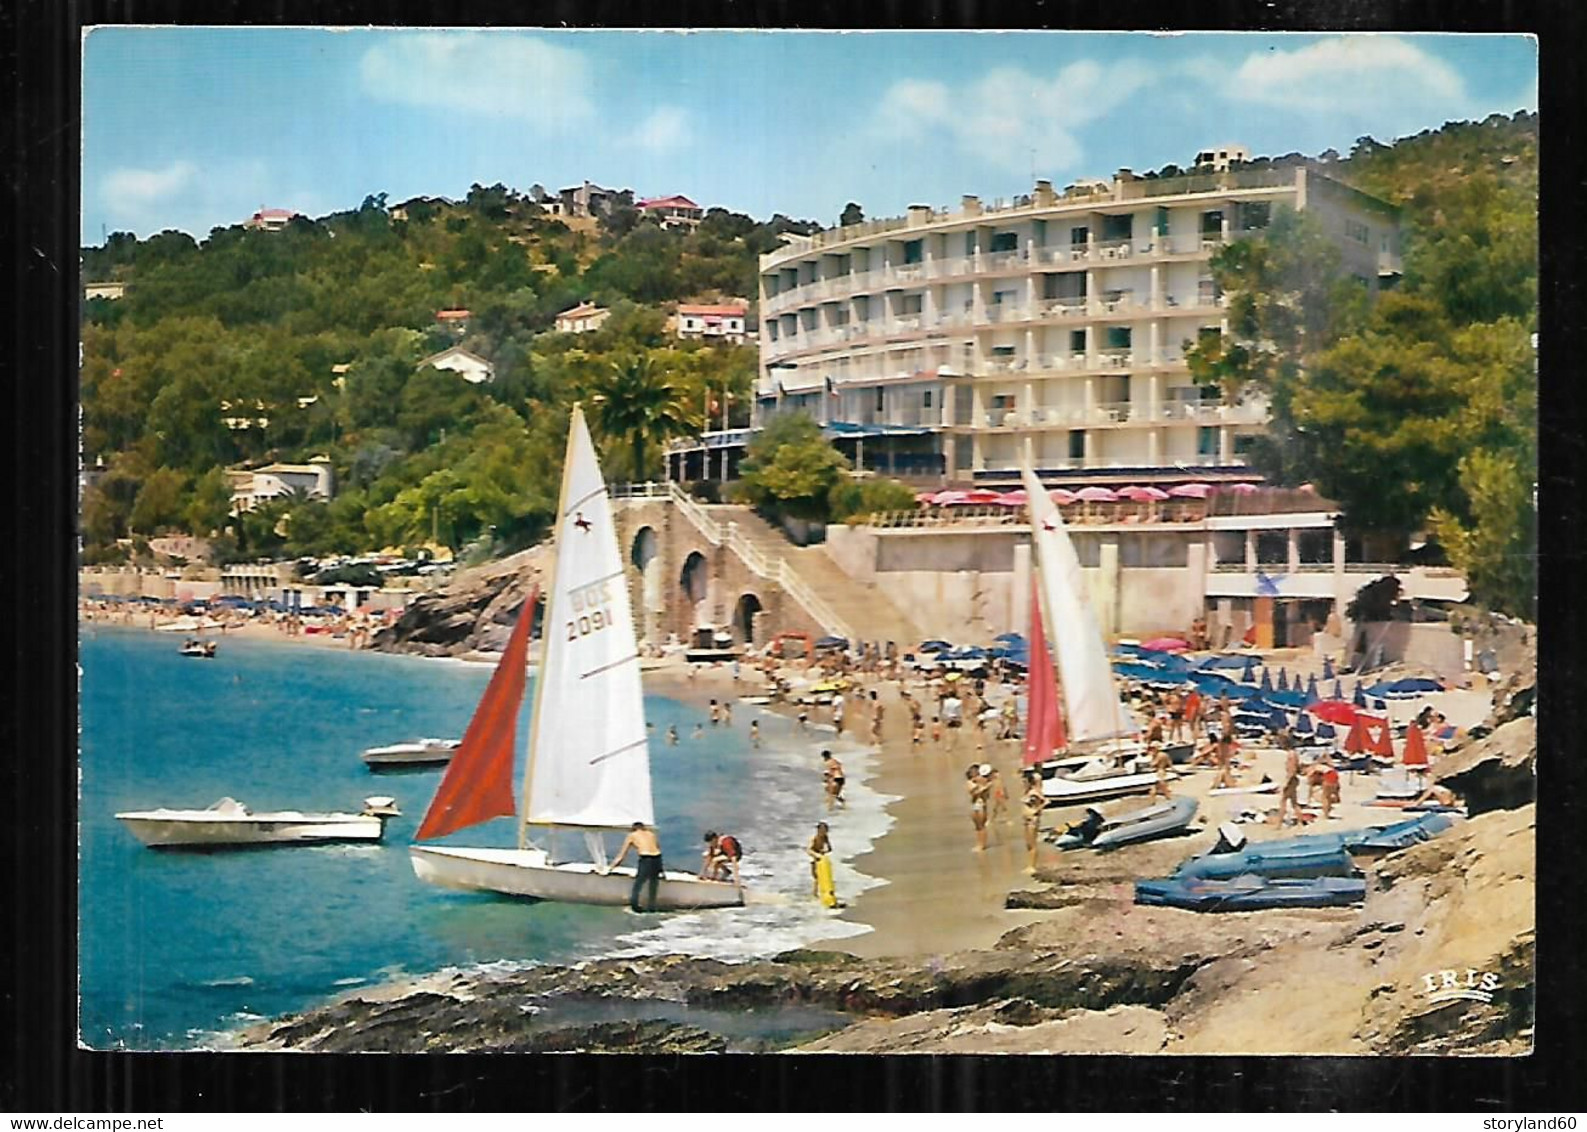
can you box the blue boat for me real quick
[1053,796,1199,852]
[1135,874,1367,912]
[1174,842,1357,881]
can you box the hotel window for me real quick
[1200,210,1223,236]
[1101,214,1133,241]
[1106,327,1132,350]
[1070,329,1087,353]
[1238,202,1271,231]
[903,239,923,264]
[1233,434,1258,456]
[965,232,977,256]
[1155,207,1170,237]
[899,293,924,315]
[1198,427,1219,456]
[1070,226,1089,247]
[922,390,933,409]
[876,388,886,412]
[990,231,1019,253]
[1068,430,1086,459]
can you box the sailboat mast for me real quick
[518,406,582,850]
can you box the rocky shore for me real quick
[369,547,547,658]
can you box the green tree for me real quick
[128,466,189,533]
[185,467,235,537]
[585,354,698,480]
[827,476,918,523]
[736,412,850,521]
[1430,448,1535,619]
[839,202,865,227]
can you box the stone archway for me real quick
[680,550,710,626]
[732,592,764,645]
[629,526,662,639]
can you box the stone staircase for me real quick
[702,502,926,648]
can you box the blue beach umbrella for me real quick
[1259,669,1274,696]
[1352,681,1367,708]
[1241,655,1257,684]
[1294,711,1314,735]
[1277,669,1290,693]
[1332,679,1344,701]
[1305,673,1320,702]
[1322,656,1335,681]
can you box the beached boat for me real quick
[178,639,217,658]
[361,738,461,769]
[1052,795,1199,851]
[1019,462,1165,807]
[409,407,746,911]
[116,795,399,848]
[1174,838,1357,881]
[1134,874,1367,912]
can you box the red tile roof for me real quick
[252,208,297,220]
[638,195,701,211]
[435,309,472,320]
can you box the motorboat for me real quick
[1041,754,1167,806]
[1052,795,1199,851]
[116,796,400,848]
[361,738,461,769]
[409,407,747,911]
[179,638,217,658]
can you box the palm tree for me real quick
[587,354,698,481]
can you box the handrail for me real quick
[661,484,852,637]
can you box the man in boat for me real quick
[608,822,665,913]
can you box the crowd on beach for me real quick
[79,594,390,649]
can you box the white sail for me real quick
[522,406,654,830]
[1019,462,1134,745]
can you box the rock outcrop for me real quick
[371,547,546,657]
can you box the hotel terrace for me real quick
[749,159,1402,487]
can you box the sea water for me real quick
[78,626,895,1049]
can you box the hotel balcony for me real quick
[955,397,1266,431]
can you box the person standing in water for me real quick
[749,719,761,748]
[821,750,847,810]
[966,765,992,852]
[807,822,835,905]
[607,822,664,913]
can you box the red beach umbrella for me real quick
[1222,482,1260,495]
[914,491,937,505]
[1345,714,1393,757]
[962,488,1003,505]
[994,489,1030,507]
[1168,483,1212,499]
[1140,636,1190,652]
[1117,485,1171,501]
[1307,700,1359,725]
[1401,722,1431,768]
[1074,486,1119,502]
[1049,488,1078,505]
[929,490,971,506]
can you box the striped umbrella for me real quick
[1332,679,1344,701]
[1321,656,1335,681]
[1305,673,1320,702]
[1352,681,1367,708]
[1259,669,1273,696]
[1241,655,1257,684]
[1276,668,1290,693]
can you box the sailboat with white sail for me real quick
[408,406,746,910]
[1020,462,1168,805]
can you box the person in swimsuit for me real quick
[966,764,991,852]
[807,821,833,900]
[1021,770,1045,874]
[1149,741,1173,799]
[607,822,665,913]
[749,720,761,748]
[1210,731,1239,790]
[1274,744,1302,826]
[821,750,846,810]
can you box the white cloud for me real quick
[101,160,198,213]
[877,60,1156,176]
[358,32,594,130]
[627,105,692,153]
[1226,36,1467,115]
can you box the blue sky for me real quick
[81,29,1537,245]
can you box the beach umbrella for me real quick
[994,489,1029,507]
[1352,681,1367,708]
[1222,482,1261,495]
[1074,486,1119,502]
[1293,711,1314,735]
[1322,656,1335,681]
[1276,668,1290,693]
[964,489,1004,505]
[1308,700,1358,726]
[1401,722,1431,768]
[1241,655,1257,684]
[1141,636,1190,653]
[1331,679,1344,701]
[1305,673,1320,702]
[914,491,937,505]
[1259,668,1274,696]
[1049,488,1078,505]
[1168,482,1212,499]
[1116,485,1170,501]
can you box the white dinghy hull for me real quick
[117,810,386,848]
[1041,772,1163,806]
[410,845,745,909]
[362,739,460,768]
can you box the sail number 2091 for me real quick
[567,580,614,640]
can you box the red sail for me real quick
[1023,580,1067,766]
[415,588,537,842]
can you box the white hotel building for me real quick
[754,161,1402,485]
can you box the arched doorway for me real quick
[680,551,710,626]
[629,526,662,639]
[732,593,764,645]
[630,526,658,572]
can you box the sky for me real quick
[81,28,1538,245]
